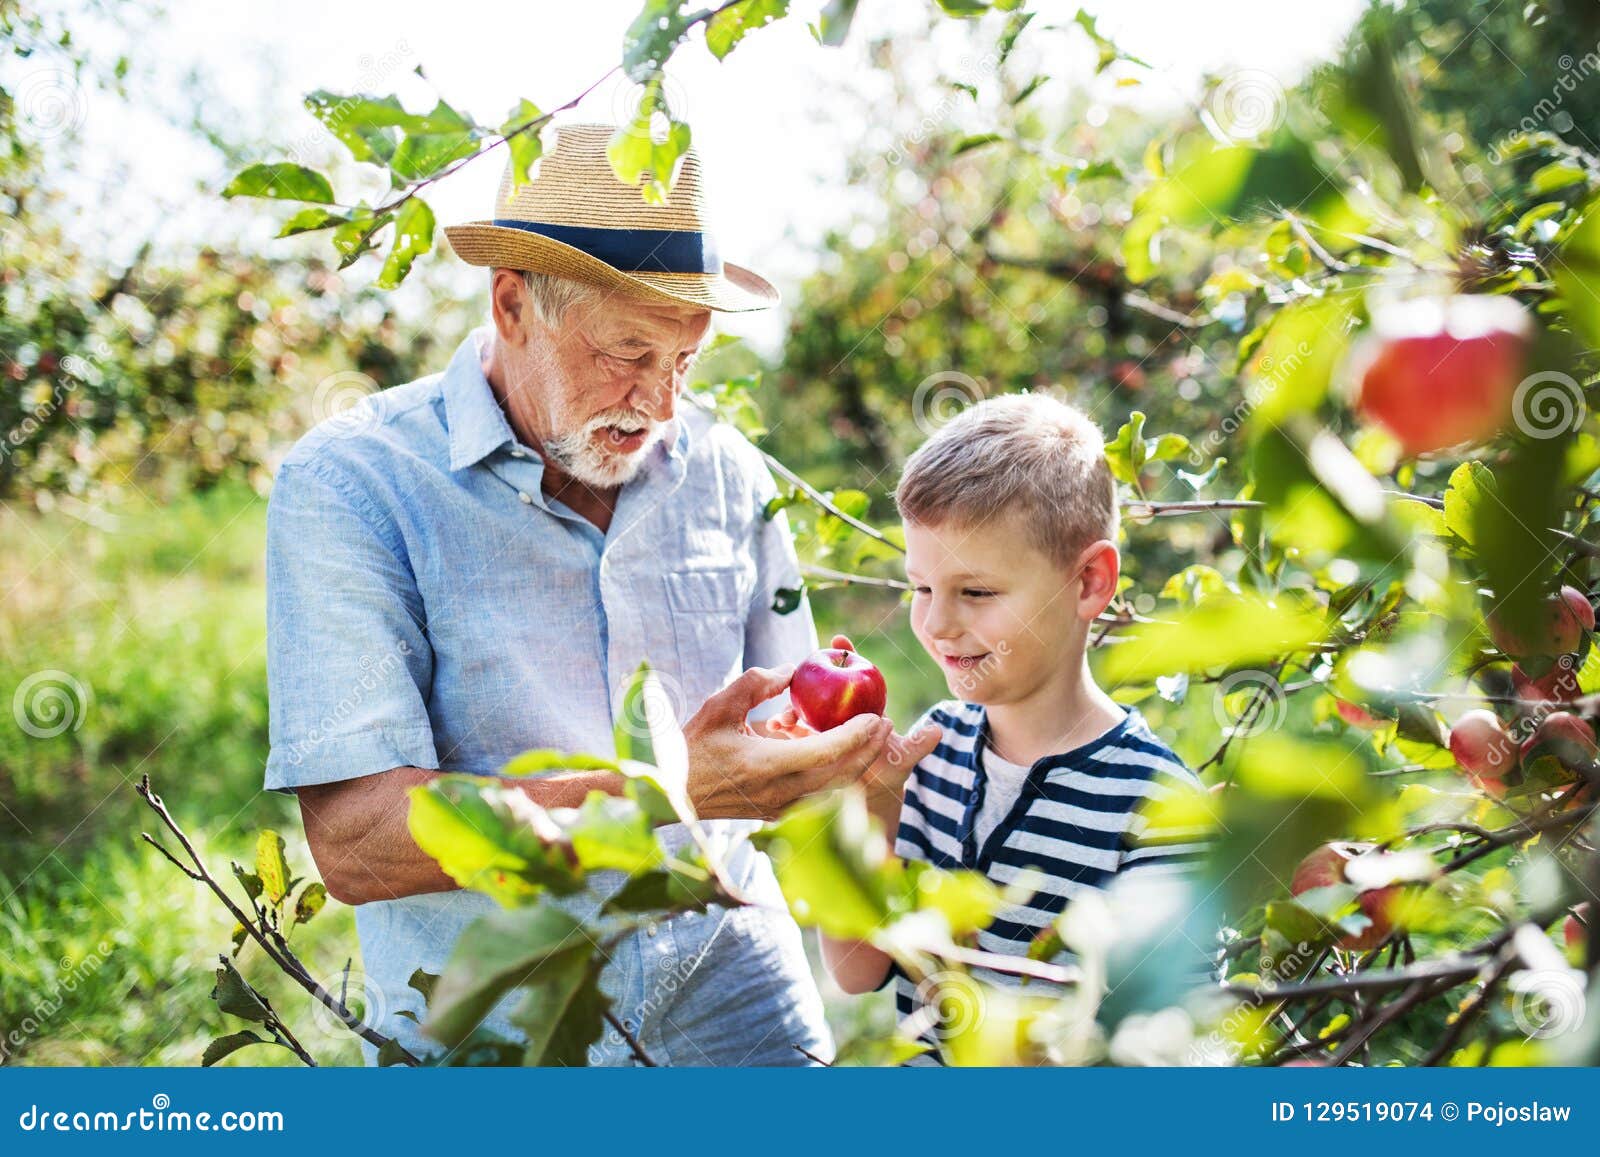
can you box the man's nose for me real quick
[627,360,678,423]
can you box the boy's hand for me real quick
[863,720,941,831]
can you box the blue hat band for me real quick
[491,219,722,275]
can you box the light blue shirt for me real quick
[265,326,830,1065]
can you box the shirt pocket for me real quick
[664,566,749,708]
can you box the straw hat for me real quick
[443,122,777,313]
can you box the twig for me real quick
[136,776,423,1065]
[793,1044,833,1066]
[604,1010,658,1067]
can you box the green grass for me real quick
[0,482,363,1065]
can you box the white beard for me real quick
[542,407,664,488]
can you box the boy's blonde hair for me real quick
[894,391,1118,568]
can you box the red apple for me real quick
[1334,697,1382,729]
[1512,660,1581,704]
[1290,841,1397,951]
[790,647,888,732]
[1354,295,1531,456]
[1448,709,1518,794]
[1490,587,1593,658]
[1520,710,1599,771]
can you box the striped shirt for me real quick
[892,700,1213,1064]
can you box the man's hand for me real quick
[683,659,894,821]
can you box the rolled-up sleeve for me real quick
[264,461,438,794]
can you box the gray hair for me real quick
[505,270,603,326]
[894,391,1118,568]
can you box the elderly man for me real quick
[264,123,933,1065]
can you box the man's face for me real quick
[530,292,712,488]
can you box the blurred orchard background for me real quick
[6,0,1600,1066]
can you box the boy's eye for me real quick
[962,589,996,598]
[911,586,931,596]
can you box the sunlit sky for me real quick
[36,0,1365,350]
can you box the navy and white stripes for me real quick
[891,700,1213,1063]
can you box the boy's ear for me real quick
[1073,539,1121,621]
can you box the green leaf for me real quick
[231,863,263,903]
[1105,410,1149,485]
[331,207,395,269]
[568,791,663,875]
[602,864,720,914]
[907,862,1003,936]
[752,791,896,939]
[255,831,289,904]
[1072,8,1149,73]
[201,1031,269,1067]
[276,207,350,238]
[303,91,409,166]
[375,197,435,289]
[623,0,698,81]
[292,881,327,926]
[409,968,440,1002]
[376,1038,413,1066]
[705,0,790,60]
[424,905,592,1048]
[211,959,272,1024]
[1099,594,1328,684]
[813,0,859,46]
[772,585,805,615]
[407,776,583,904]
[501,749,622,776]
[951,132,1003,156]
[499,99,545,189]
[509,949,610,1066]
[1556,197,1600,350]
[607,78,692,202]
[389,128,480,183]
[222,163,336,204]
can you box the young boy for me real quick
[806,392,1212,1061]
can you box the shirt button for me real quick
[646,922,658,938]
[518,491,533,504]
[510,448,526,459]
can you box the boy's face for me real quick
[904,515,1118,706]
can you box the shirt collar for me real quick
[443,325,691,478]
[444,326,516,472]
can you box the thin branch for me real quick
[604,1010,658,1067]
[136,776,423,1065]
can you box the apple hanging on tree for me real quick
[1291,841,1402,951]
[1447,709,1517,796]
[1352,294,1532,456]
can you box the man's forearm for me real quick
[299,765,626,906]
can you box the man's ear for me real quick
[1073,538,1121,621]
[489,268,528,344]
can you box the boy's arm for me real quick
[818,714,940,995]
